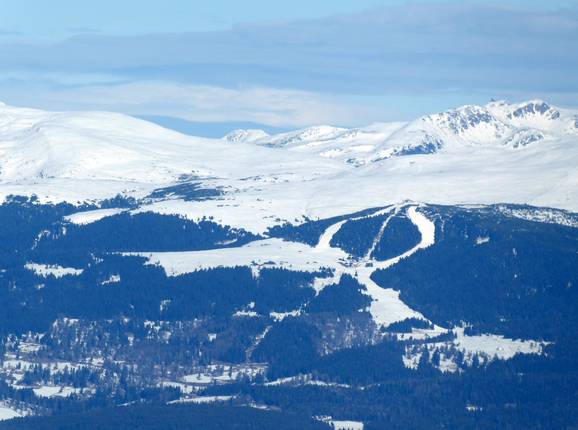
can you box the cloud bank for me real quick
[0,1,576,127]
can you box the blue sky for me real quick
[2,0,574,38]
[0,1,577,133]
[2,0,403,38]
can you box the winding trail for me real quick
[315,206,395,253]
[140,203,437,328]
[318,204,437,327]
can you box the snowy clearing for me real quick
[169,395,234,405]
[64,208,126,225]
[403,327,548,372]
[33,385,80,398]
[135,205,435,327]
[182,364,266,386]
[0,403,24,421]
[134,237,348,277]
[331,420,364,430]
[24,263,83,278]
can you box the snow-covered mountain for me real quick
[0,100,577,234]
[226,99,577,157]
[0,100,577,428]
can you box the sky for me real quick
[0,0,577,134]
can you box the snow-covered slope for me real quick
[0,100,576,234]
[223,129,270,143]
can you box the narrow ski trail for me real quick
[317,204,437,327]
[140,203,438,328]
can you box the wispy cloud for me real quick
[0,1,577,124]
[0,30,22,36]
[0,80,379,127]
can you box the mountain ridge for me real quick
[0,100,576,234]
[0,101,576,428]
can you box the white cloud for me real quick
[1,2,577,123]
[0,80,377,127]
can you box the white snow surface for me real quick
[64,208,125,225]
[495,205,578,228]
[331,420,364,430]
[101,274,121,285]
[136,201,550,372]
[169,395,234,404]
[403,327,548,372]
[451,327,547,361]
[136,204,433,327]
[270,310,302,321]
[181,364,265,386]
[0,403,24,421]
[265,375,351,389]
[33,385,80,398]
[317,416,364,430]
[24,263,83,278]
[0,100,576,234]
[135,237,348,276]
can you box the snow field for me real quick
[24,263,83,278]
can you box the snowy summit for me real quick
[0,100,576,234]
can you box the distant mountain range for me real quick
[0,99,576,235]
[0,100,576,429]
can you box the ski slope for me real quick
[138,203,545,365]
[139,205,433,327]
